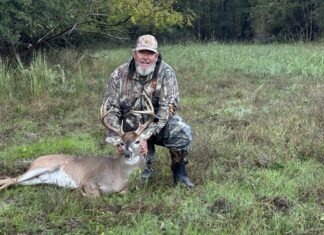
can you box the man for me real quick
[102,34,194,187]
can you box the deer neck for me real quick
[119,155,145,177]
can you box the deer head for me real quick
[101,92,154,159]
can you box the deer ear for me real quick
[105,136,121,145]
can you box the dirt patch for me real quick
[122,202,152,214]
[247,133,272,145]
[216,79,236,89]
[259,196,292,214]
[222,160,241,173]
[299,186,324,207]
[150,205,164,216]
[94,204,123,215]
[250,158,284,170]
[91,202,166,218]
[220,119,250,130]
[64,218,81,230]
[209,198,232,214]
[0,127,15,146]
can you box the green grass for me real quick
[0,42,323,234]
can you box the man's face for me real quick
[133,50,159,76]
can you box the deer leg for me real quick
[118,189,128,195]
[0,168,53,191]
[81,183,101,198]
[15,168,55,185]
[118,185,129,195]
[0,177,18,191]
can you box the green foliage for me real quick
[174,0,252,41]
[250,0,323,41]
[0,0,323,67]
[0,0,186,64]
[167,0,323,42]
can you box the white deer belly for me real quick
[18,168,78,188]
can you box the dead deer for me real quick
[0,92,154,197]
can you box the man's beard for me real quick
[135,63,156,76]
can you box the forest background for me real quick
[0,0,323,64]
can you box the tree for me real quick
[250,0,323,41]
[173,0,252,41]
[0,0,186,65]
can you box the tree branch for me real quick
[37,28,55,44]
[77,28,130,40]
[43,23,78,43]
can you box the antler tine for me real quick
[130,91,154,116]
[101,97,110,117]
[101,107,124,136]
[132,92,155,135]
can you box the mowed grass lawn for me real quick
[0,42,323,234]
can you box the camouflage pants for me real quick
[148,114,192,150]
[144,115,192,171]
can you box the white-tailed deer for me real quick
[0,92,154,197]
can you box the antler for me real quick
[131,92,155,135]
[101,105,124,136]
[130,92,154,116]
[101,91,154,136]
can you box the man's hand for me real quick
[140,139,148,156]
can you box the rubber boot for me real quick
[170,149,195,188]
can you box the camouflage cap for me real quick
[134,34,158,53]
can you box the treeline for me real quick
[0,0,323,65]
[168,0,323,42]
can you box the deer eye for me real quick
[119,142,125,146]
[135,140,140,145]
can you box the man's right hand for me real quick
[140,139,148,156]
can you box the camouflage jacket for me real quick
[102,59,179,138]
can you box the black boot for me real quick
[170,149,195,188]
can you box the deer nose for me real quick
[124,149,132,159]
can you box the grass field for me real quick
[0,42,323,234]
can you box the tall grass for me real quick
[0,42,323,234]
[164,42,324,78]
[0,56,77,101]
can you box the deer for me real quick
[0,92,154,197]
